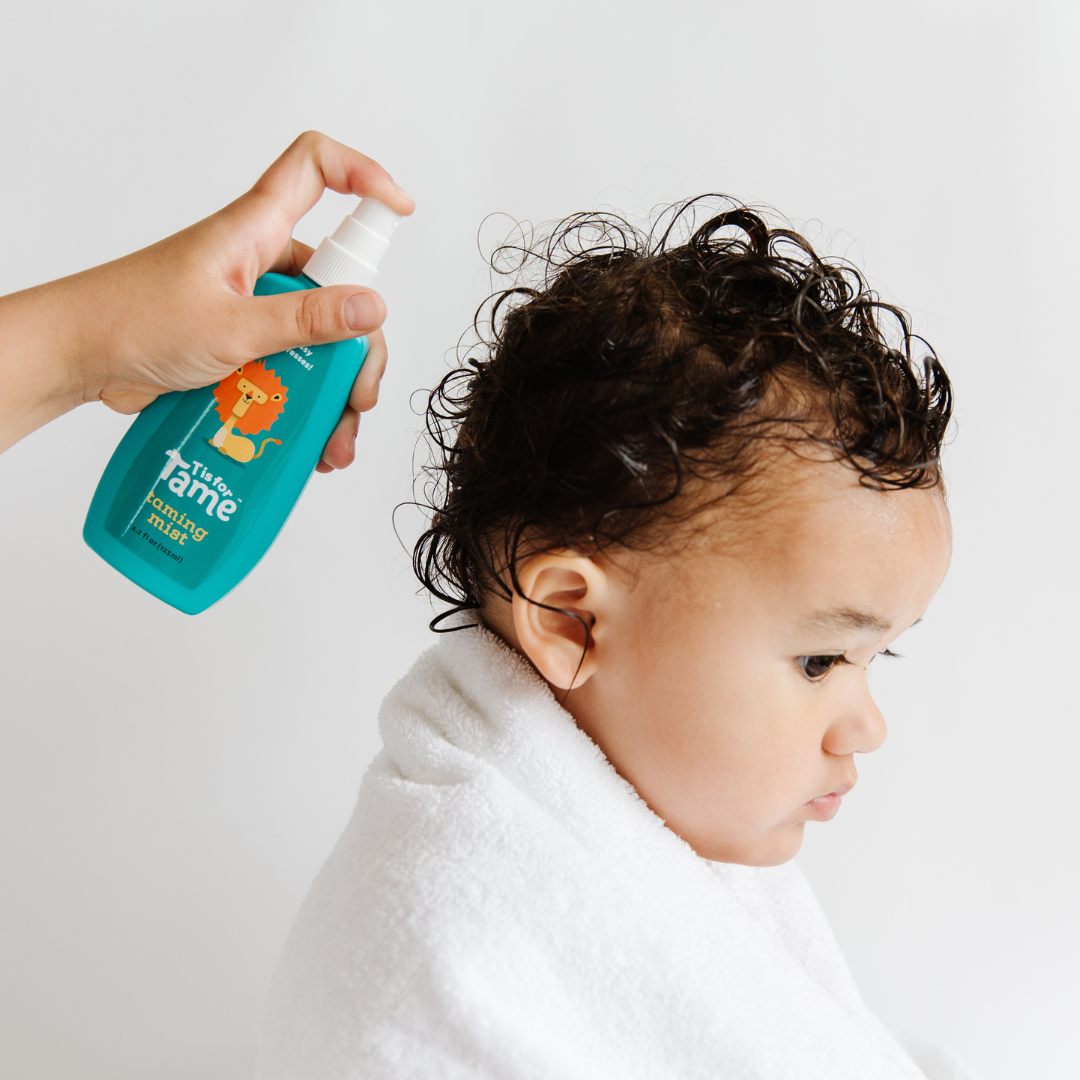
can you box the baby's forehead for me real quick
[644,476,948,647]
[677,453,948,567]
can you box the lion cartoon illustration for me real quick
[210,360,288,463]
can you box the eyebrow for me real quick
[803,608,893,635]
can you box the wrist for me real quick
[0,288,75,451]
[0,260,132,453]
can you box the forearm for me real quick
[0,269,110,453]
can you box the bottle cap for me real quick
[302,197,403,288]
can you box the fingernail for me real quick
[345,292,382,331]
[391,179,413,202]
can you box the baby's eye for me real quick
[797,654,847,681]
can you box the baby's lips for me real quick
[806,778,856,807]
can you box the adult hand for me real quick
[0,131,415,470]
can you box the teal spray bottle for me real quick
[83,198,402,615]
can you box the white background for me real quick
[1,2,1076,1077]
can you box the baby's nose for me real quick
[823,688,888,757]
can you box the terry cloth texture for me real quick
[258,624,973,1080]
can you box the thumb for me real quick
[237,285,386,358]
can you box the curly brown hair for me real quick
[413,197,951,630]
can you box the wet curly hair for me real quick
[413,197,951,630]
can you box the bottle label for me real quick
[103,346,331,587]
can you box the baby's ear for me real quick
[512,552,609,691]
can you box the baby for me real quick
[259,201,964,1079]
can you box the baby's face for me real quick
[545,455,952,865]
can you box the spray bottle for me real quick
[83,198,402,615]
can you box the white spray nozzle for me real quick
[303,197,403,288]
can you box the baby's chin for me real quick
[688,822,806,867]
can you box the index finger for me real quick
[246,130,415,228]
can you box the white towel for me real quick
[258,624,972,1080]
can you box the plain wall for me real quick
[1,1,1076,1077]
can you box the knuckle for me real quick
[294,291,335,342]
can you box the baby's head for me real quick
[416,201,952,866]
